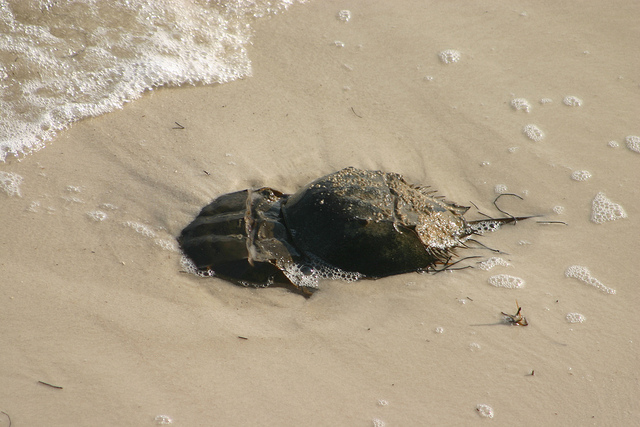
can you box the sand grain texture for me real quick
[1,1,639,425]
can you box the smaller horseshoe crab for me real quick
[178,167,533,296]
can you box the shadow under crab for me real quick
[178,167,533,297]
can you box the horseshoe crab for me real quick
[178,167,532,296]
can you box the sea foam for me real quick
[0,0,298,161]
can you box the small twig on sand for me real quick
[38,380,63,389]
[1,409,11,427]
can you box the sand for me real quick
[1,1,639,425]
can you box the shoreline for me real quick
[1,1,639,425]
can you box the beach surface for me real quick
[1,1,639,425]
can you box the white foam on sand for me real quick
[0,0,299,161]
[0,171,23,196]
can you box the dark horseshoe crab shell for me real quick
[178,167,530,297]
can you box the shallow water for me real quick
[0,0,298,161]
[1,1,639,425]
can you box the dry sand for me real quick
[1,1,639,425]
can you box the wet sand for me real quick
[1,1,639,425]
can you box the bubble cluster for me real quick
[553,205,565,214]
[566,312,586,323]
[434,326,444,334]
[488,274,524,289]
[62,195,84,204]
[0,171,23,197]
[278,261,320,289]
[66,185,81,193]
[523,124,544,141]
[377,399,389,406]
[87,210,107,221]
[27,201,41,212]
[494,184,508,194]
[99,203,118,210]
[571,170,592,181]
[470,220,502,234]
[439,49,461,64]
[277,256,362,290]
[154,415,173,425]
[625,135,640,153]
[476,404,494,418]
[565,265,615,295]
[469,342,482,351]
[540,98,553,104]
[155,239,179,252]
[511,98,531,112]
[608,140,619,148]
[123,221,157,238]
[337,10,351,22]
[591,192,627,224]
[563,96,583,107]
[478,257,510,271]
[372,419,385,427]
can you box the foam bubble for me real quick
[478,257,510,271]
[476,404,494,419]
[540,98,553,104]
[87,210,107,221]
[566,312,586,323]
[434,326,444,334]
[372,419,385,427]
[0,171,23,197]
[66,185,81,193]
[553,205,565,214]
[488,274,524,289]
[469,342,481,351]
[469,220,503,234]
[511,98,531,112]
[155,239,179,252]
[563,96,583,107]
[608,140,619,148]
[377,399,389,406]
[154,415,173,425]
[625,135,640,153]
[62,195,84,204]
[591,192,627,224]
[123,221,157,238]
[565,265,615,294]
[439,49,461,64]
[276,255,362,291]
[337,10,351,22]
[494,184,508,194]
[571,170,592,181]
[523,124,544,141]
[99,203,118,210]
[27,200,41,212]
